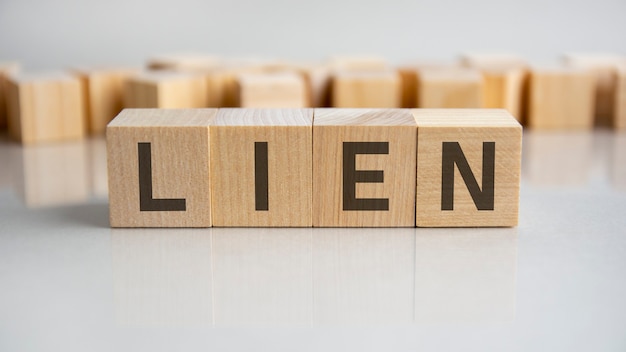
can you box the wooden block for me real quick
[124,71,208,109]
[413,109,522,227]
[527,67,595,129]
[147,53,221,71]
[73,67,138,135]
[234,72,308,108]
[398,61,459,108]
[418,68,483,108]
[331,70,401,108]
[615,64,626,130]
[291,63,331,107]
[328,56,388,71]
[0,62,20,129]
[313,109,416,227]
[107,109,215,227]
[563,53,625,126]
[459,53,527,69]
[210,109,312,227]
[6,72,85,144]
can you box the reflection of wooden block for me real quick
[563,53,624,126]
[107,109,215,227]
[331,71,401,108]
[0,62,20,129]
[6,72,85,144]
[615,65,626,130]
[527,67,595,129]
[124,72,208,108]
[418,68,483,108]
[147,53,221,71]
[313,109,416,227]
[235,72,308,108]
[73,67,137,134]
[210,109,312,227]
[413,109,522,227]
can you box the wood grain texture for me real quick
[527,67,595,129]
[0,62,20,129]
[210,108,313,226]
[73,67,138,135]
[331,70,401,108]
[413,109,522,227]
[107,109,215,227]
[616,65,626,130]
[418,68,483,108]
[313,109,416,227]
[235,72,308,108]
[124,71,208,109]
[6,72,85,144]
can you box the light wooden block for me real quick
[527,67,595,129]
[418,68,483,108]
[331,70,401,108]
[291,63,331,107]
[210,109,312,227]
[459,53,527,70]
[398,61,459,108]
[234,72,308,108]
[563,53,625,126]
[147,53,221,71]
[124,71,208,109]
[328,56,388,71]
[413,109,522,227]
[73,67,138,135]
[615,65,626,130]
[6,72,85,144]
[0,62,20,129]
[313,109,417,227]
[107,109,215,227]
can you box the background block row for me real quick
[107,108,522,228]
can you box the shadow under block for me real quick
[124,72,208,109]
[6,72,85,144]
[0,62,20,129]
[413,109,521,227]
[331,71,401,108]
[418,69,483,108]
[235,72,308,108]
[313,109,417,227]
[210,109,313,227]
[107,109,215,227]
[74,68,137,135]
[614,65,626,130]
[527,68,595,129]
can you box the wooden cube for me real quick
[124,71,208,109]
[313,109,417,227]
[328,56,388,71]
[418,68,483,108]
[147,53,221,71]
[413,109,522,227]
[527,67,595,129]
[398,61,459,108]
[0,62,20,129]
[459,53,527,70]
[73,67,138,135]
[210,108,313,227]
[291,63,331,107]
[331,70,401,108]
[107,109,215,227]
[235,72,308,108]
[6,72,85,144]
[615,65,626,130]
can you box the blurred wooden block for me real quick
[147,53,221,71]
[398,61,459,108]
[527,67,595,129]
[459,53,527,70]
[418,68,483,108]
[210,109,313,227]
[107,109,215,227]
[331,71,401,108]
[328,56,388,71]
[6,72,85,144]
[293,63,331,107]
[73,67,138,135]
[235,72,308,108]
[616,65,626,130]
[0,62,20,129]
[563,53,624,126]
[413,109,522,227]
[124,71,208,108]
[313,109,417,227]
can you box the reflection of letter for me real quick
[441,142,495,211]
[138,142,186,211]
[343,142,389,211]
[254,142,268,211]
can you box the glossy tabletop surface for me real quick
[1,130,625,351]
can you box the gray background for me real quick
[1,0,625,69]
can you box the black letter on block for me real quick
[138,142,186,211]
[255,142,269,211]
[441,141,495,211]
[343,142,389,211]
